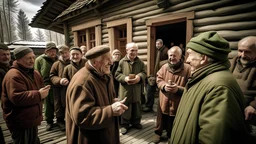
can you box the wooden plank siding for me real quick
[62,0,256,75]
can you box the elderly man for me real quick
[1,47,50,144]
[34,42,58,131]
[66,45,128,144]
[63,47,87,81]
[143,39,169,112]
[115,42,146,134]
[0,43,10,143]
[111,49,122,96]
[50,45,70,131]
[80,45,87,59]
[230,36,256,126]
[170,31,253,144]
[152,46,190,143]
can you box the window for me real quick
[72,19,101,49]
[107,18,132,57]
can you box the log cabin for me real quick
[30,0,256,75]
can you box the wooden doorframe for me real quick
[146,11,194,75]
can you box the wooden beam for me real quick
[72,19,101,31]
[73,31,78,46]
[95,25,102,46]
[108,28,115,51]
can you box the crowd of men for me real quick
[0,31,255,144]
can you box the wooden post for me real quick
[63,22,70,46]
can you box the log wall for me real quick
[66,0,256,65]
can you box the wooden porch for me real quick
[0,100,168,144]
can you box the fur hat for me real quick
[13,47,33,60]
[186,31,231,61]
[45,42,58,51]
[86,45,110,59]
[0,43,9,50]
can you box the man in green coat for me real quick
[34,42,58,131]
[115,42,146,135]
[170,31,253,144]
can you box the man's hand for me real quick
[164,83,178,93]
[60,78,69,86]
[245,106,256,120]
[125,75,141,85]
[111,97,128,116]
[39,85,51,99]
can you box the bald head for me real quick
[168,46,183,64]
[238,36,256,65]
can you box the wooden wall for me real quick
[65,0,256,65]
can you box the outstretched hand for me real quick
[111,97,128,116]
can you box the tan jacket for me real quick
[157,62,191,116]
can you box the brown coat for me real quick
[50,59,70,87]
[230,57,256,108]
[66,63,119,144]
[1,61,44,132]
[156,62,191,116]
[63,59,86,81]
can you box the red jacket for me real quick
[1,61,44,132]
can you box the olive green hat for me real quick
[186,31,231,61]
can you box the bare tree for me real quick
[17,9,33,41]
[34,28,45,41]
[44,30,52,41]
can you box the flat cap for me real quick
[85,45,110,59]
[0,43,9,50]
[70,46,82,53]
[112,49,121,55]
[57,45,69,52]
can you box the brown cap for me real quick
[0,43,9,50]
[57,45,69,52]
[45,42,58,51]
[85,45,110,59]
[70,46,82,53]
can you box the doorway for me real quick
[156,21,186,55]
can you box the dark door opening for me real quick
[156,21,186,55]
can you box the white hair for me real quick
[126,42,138,50]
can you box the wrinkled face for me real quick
[168,48,182,64]
[112,53,121,62]
[156,41,163,49]
[70,50,82,63]
[0,49,11,64]
[126,46,138,61]
[18,52,35,69]
[60,50,70,61]
[238,42,256,65]
[80,46,87,55]
[186,49,203,73]
[45,48,57,59]
[95,53,113,75]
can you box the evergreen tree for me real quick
[34,28,45,41]
[17,9,33,41]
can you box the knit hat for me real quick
[70,46,82,53]
[186,31,231,61]
[0,43,9,50]
[13,47,33,60]
[45,42,58,51]
[112,49,121,55]
[57,45,69,52]
[86,45,110,59]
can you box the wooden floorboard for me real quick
[0,98,168,144]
